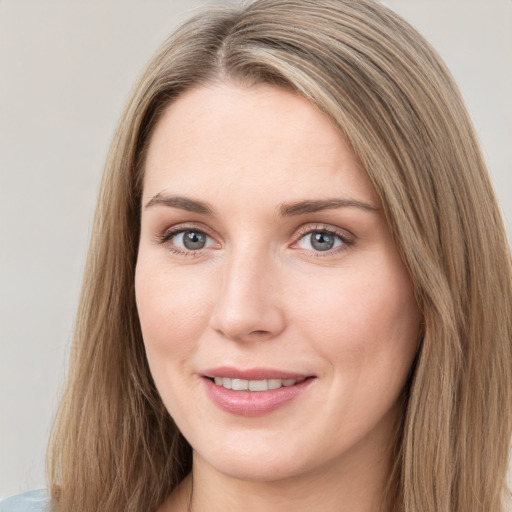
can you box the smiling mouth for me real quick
[202,372,315,416]
[208,376,308,391]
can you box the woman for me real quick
[3,0,511,511]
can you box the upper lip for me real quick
[202,366,313,380]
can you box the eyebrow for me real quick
[145,193,214,214]
[278,198,379,216]
[144,194,378,216]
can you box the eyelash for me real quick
[154,224,215,257]
[155,223,354,257]
[292,224,354,257]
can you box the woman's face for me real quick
[135,83,421,483]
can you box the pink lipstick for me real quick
[201,367,315,417]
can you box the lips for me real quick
[201,367,315,417]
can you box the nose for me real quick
[209,250,286,342]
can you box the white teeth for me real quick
[212,377,302,391]
[268,379,282,390]
[248,379,267,391]
[231,379,249,391]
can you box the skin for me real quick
[135,82,421,512]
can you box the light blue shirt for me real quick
[0,490,49,512]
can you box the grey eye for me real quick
[310,231,335,251]
[296,230,344,252]
[182,231,207,250]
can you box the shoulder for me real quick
[0,490,50,512]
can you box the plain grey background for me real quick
[1,0,511,500]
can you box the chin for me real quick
[193,438,315,483]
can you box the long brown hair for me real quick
[47,1,512,511]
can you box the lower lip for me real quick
[202,377,314,417]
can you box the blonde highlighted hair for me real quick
[47,1,512,511]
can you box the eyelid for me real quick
[290,223,354,255]
[294,222,353,238]
[154,222,220,254]
[156,221,216,240]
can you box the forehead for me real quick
[143,82,380,208]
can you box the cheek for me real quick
[134,259,217,424]
[290,263,420,445]
[135,259,214,362]
[291,259,420,376]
